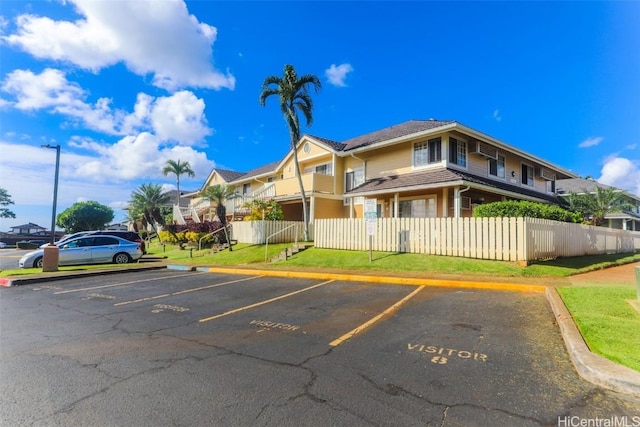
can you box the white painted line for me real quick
[114,275,262,306]
[199,280,335,323]
[53,272,206,294]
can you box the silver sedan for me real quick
[19,235,143,268]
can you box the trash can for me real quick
[42,244,59,272]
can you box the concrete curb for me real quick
[1,264,167,287]
[545,287,640,398]
[191,266,547,293]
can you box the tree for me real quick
[0,187,16,218]
[162,159,195,206]
[129,183,171,233]
[567,186,633,226]
[243,199,284,221]
[200,184,236,250]
[56,201,114,233]
[259,64,321,241]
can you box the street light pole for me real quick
[42,144,61,244]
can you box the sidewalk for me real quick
[2,259,640,398]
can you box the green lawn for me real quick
[4,243,640,278]
[557,286,640,372]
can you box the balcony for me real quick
[273,173,335,197]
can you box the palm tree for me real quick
[162,159,195,206]
[259,64,321,241]
[201,184,236,250]
[568,186,633,226]
[129,183,172,234]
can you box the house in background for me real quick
[7,222,49,235]
[556,178,640,231]
[179,119,579,224]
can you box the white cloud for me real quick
[150,91,212,145]
[598,156,640,195]
[492,109,502,122]
[3,0,235,91]
[325,63,353,87]
[1,69,212,145]
[578,136,603,148]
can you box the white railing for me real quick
[314,217,640,263]
[264,223,299,262]
[232,221,309,244]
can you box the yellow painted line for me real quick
[53,272,205,294]
[199,279,335,323]
[329,285,426,347]
[114,275,261,306]
[198,267,546,293]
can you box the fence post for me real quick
[636,267,640,302]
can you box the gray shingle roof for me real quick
[231,161,280,182]
[215,168,245,182]
[347,167,563,204]
[305,134,345,151]
[555,178,612,194]
[342,119,455,151]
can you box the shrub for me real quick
[473,200,582,223]
[162,221,228,245]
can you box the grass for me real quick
[557,286,640,372]
[3,242,639,278]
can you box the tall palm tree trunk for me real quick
[292,143,309,241]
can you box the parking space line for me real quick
[198,279,335,323]
[329,285,426,347]
[53,272,206,294]
[114,275,262,306]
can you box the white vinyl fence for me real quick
[314,217,640,263]
[231,221,311,244]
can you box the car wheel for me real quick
[113,252,132,264]
[34,257,43,268]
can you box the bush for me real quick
[161,221,228,246]
[473,200,582,223]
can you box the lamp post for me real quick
[42,144,61,244]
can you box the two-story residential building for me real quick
[556,178,640,231]
[180,119,579,224]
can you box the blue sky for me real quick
[1,0,639,232]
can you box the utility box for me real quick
[42,244,59,272]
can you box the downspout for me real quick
[454,186,471,218]
[350,153,366,218]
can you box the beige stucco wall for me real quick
[314,198,347,219]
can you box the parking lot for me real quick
[1,269,638,426]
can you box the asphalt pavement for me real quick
[1,255,640,404]
[1,269,638,426]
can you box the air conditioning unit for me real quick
[469,141,498,159]
[461,196,471,210]
[535,167,556,181]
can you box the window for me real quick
[546,179,556,193]
[303,142,311,154]
[313,163,333,176]
[242,183,251,195]
[345,168,365,192]
[489,154,506,178]
[413,137,442,167]
[449,137,467,167]
[521,164,534,187]
[394,197,436,218]
[267,177,274,183]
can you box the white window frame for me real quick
[449,137,467,168]
[488,154,506,179]
[413,137,442,168]
[521,163,534,187]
